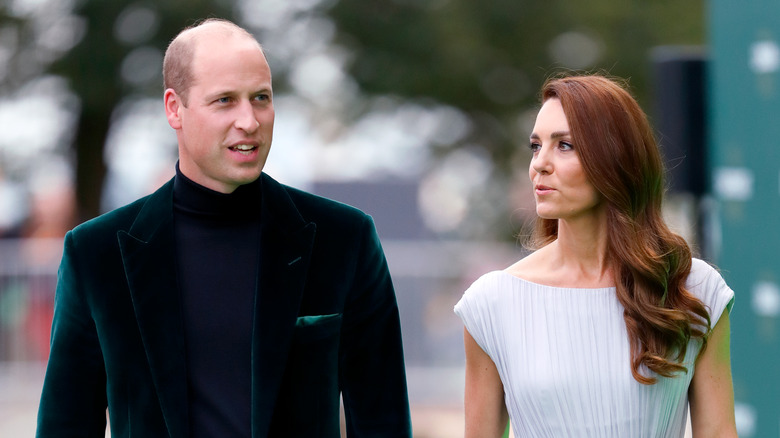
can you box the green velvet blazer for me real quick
[36,173,412,437]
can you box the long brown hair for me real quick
[531,74,711,384]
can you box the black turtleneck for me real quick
[173,165,261,438]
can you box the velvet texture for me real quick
[36,173,412,437]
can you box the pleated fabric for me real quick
[454,258,734,438]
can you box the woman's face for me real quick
[528,98,603,221]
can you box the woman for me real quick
[454,75,737,437]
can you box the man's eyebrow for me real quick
[529,130,570,140]
[204,88,272,100]
[203,90,235,101]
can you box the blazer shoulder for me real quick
[69,180,172,243]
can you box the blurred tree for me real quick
[0,0,234,223]
[50,0,234,222]
[1,0,705,232]
[327,0,705,239]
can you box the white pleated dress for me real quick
[454,258,734,438]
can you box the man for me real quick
[36,18,412,437]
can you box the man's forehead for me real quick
[185,22,260,49]
[191,36,264,75]
[187,34,270,91]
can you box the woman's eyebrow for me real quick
[530,131,570,140]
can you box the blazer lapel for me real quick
[117,180,189,438]
[251,174,316,437]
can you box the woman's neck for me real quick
[552,208,612,286]
[507,205,615,288]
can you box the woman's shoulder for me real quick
[455,268,525,316]
[462,270,515,298]
[503,246,550,284]
[687,258,728,290]
[686,258,735,319]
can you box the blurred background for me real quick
[0,0,777,436]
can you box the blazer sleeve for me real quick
[339,215,413,437]
[36,230,108,437]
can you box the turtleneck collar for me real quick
[173,163,262,220]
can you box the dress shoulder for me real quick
[454,271,510,318]
[686,258,736,325]
[453,271,515,359]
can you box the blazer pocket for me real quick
[294,313,342,343]
[277,314,343,435]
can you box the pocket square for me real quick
[295,313,341,327]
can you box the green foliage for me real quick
[332,0,704,113]
[329,0,705,238]
[3,0,235,222]
[0,0,705,236]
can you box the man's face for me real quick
[165,33,274,193]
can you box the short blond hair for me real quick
[162,18,262,106]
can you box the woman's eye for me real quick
[529,142,541,152]
[559,141,573,151]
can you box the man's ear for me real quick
[164,89,183,129]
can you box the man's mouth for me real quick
[229,144,257,155]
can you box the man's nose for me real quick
[234,100,259,133]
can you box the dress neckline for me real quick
[496,270,616,292]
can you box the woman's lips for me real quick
[535,184,555,195]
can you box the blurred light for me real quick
[424,105,471,146]
[240,0,336,31]
[290,53,345,100]
[240,0,292,30]
[0,76,77,166]
[418,174,467,233]
[261,15,337,69]
[314,103,431,180]
[750,39,780,74]
[549,31,603,69]
[36,15,86,54]
[102,97,176,211]
[0,178,28,231]
[308,98,463,181]
[734,402,757,437]
[268,97,469,185]
[120,46,163,87]
[28,157,73,194]
[114,5,159,45]
[263,95,318,189]
[752,281,780,317]
[714,167,754,201]
[8,0,75,17]
[418,148,493,233]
